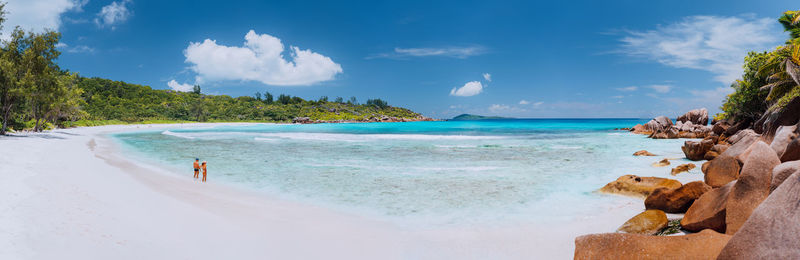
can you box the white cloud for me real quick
[94,0,132,29]
[56,42,95,53]
[615,86,638,91]
[184,30,343,86]
[611,95,625,99]
[519,99,530,105]
[488,104,510,113]
[368,46,486,59]
[619,15,781,84]
[689,87,732,104]
[2,0,86,39]
[449,81,483,97]
[533,101,543,106]
[167,80,194,92]
[648,84,673,93]
[483,73,492,82]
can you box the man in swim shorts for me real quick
[193,158,200,179]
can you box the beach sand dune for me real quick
[0,124,642,259]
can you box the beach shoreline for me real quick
[1,123,682,259]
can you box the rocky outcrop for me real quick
[770,160,800,193]
[643,116,673,132]
[670,163,696,175]
[681,181,735,233]
[682,139,714,161]
[717,171,800,259]
[598,175,682,198]
[633,150,656,156]
[645,181,711,213]
[720,130,760,163]
[616,209,668,235]
[574,229,731,260]
[770,125,797,157]
[650,128,679,139]
[781,134,800,162]
[725,141,780,235]
[677,108,709,126]
[726,129,758,145]
[712,120,731,135]
[703,155,741,188]
[753,95,800,138]
[630,124,647,134]
[651,158,670,167]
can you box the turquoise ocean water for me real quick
[112,119,697,225]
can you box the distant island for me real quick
[450,114,510,121]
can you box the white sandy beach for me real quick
[0,123,699,259]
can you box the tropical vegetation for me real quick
[0,4,422,135]
[720,10,800,122]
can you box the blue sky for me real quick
[6,0,798,118]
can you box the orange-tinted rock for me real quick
[633,150,656,156]
[670,163,696,176]
[681,181,735,233]
[703,155,741,188]
[717,171,800,259]
[598,175,682,199]
[682,139,714,161]
[652,158,671,167]
[574,229,731,260]
[726,141,780,235]
[616,209,668,235]
[645,181,711,213]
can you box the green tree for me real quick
[264,91,273,104]
[192,85,201,94]
[21,29,62,132]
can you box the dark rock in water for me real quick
[574,229,731,260]
[645,181,711,213]
[292,117,312,124]
[677,108,709,125]
[770,125,797,157]
[682,139,714,161]
[681,181,735,233]
[598,175,682,198]
[616,209,668,235]
[652,158,671,167]
[770,160,800,193]
[753,95,800,138]
[670,163,696,175]
[726,141,779,235]
[717,171,800,259]
[703,155,741,188]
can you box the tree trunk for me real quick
[1,105,9,135]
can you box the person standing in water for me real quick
[193,158,200,179]
[201,161,207,182]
